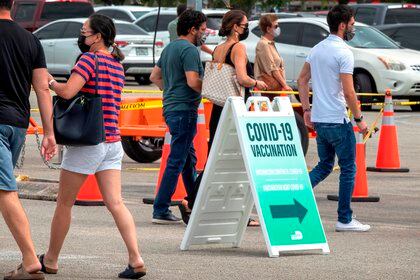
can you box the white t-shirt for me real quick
[306,34,354,123]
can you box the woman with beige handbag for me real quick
[254,14,293,100]
[179,10,268,226]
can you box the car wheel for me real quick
[121,136,163,163]
[135,75,152,85]
[409,97,420,112]
[295,112,309,156]
[354,73,373,111]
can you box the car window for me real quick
[115,23,149,35]
[347,26,400,49]
[301,24,329,48]
[275,22,300,45]
[206,15,223,30]
[35,22,67,40]
[393,27,420,51]
[385,9,420,24]
[114,10,132,22]
[95,9,115,18]
[251,26,263,37]
[62,22,82,39]
[14,3,37,21]
[41,3,93,20]
[132,11,151,19]
[136,14,176,32]
[379,27,397,37]
[355,8,377,25]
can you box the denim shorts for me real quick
[61,141,124,175]
[0,124,27,191]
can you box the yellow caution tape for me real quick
[251,90,386,97]
[122,89,162,94]
[125,167,160,171]
[121,100,163,111]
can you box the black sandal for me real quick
[179,200,192,225]
[118,264,146,279]
[38,254,58,274]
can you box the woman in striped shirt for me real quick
[44,14,146,279]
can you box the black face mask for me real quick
[344,26,355,41]
[238,27,249,41]
[77,34,94,53]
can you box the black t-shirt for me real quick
[0,19,46,128]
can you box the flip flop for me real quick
[37,254,58,274]
[247,218,260,227]
[118,264,147,279]
[179,200,192,225]
[4,264,45,280]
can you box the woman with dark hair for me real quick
[180,10,268,226]
[255,14,292,96]
[41,14,146,279]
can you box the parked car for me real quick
[244,17,420,111]
[350,3,420,26]
[249,12,314,21]
[94,5,156,22]
[376,24,420,51]
[33,18,163,85]
[133,8,228,62]
[11,0,94,32]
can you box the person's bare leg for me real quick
[95,170,144,268]
[0,190,41,273]
[43,169,87,270]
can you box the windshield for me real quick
[116,23,149,35]
[347,26,400,49]
[132,11,151,19]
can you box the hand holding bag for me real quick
[201,52,244,106]
[53,54,106,146]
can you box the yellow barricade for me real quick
[120,100,163,111]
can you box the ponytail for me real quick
[111,42,125,61]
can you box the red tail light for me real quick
[403,4,416,8]
[115,41,128,48]
[155,41,164,48]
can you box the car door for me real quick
[33,22,67,73]
[54,22,83,75]
[274,22,302,87]
[293,23,329,80]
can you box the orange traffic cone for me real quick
[328,102,380,202]
[75,175,105,206]
[143,103,208,206]
[367,89,409,172]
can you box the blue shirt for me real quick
[157,39,203,115]
[306,35,354,123]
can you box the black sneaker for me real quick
[152,213,182,224]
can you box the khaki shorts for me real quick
[61,141,123,174]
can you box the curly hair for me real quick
[327,4,355,33]
[177,9,207,36]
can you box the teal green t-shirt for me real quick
[157,39,203,115]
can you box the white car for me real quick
[244,17,420,111]
[133,8,228,62]
[33,18,163,85]
[94,5,156,22]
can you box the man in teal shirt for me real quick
[150,9,206,224]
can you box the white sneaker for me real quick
[335,219,371,232]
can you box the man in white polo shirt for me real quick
[298,4,370,232]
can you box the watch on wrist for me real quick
[354,115,364,123]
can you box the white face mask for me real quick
[272,26,281,37]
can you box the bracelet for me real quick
[48,79,56,89]
[354,115,363,123]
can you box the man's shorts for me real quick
[0,125,27,191]
[61,141,124,175]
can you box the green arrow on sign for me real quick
[270,199,308,223]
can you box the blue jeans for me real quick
[0,125,26,191]
[309,121,356,224]
[153,110,197,217]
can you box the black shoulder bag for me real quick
[53,54,106,146]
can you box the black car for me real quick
[376,24,420,51]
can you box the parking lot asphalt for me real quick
[1,82,419,279]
